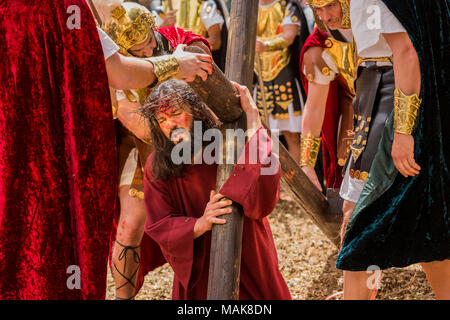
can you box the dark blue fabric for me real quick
[337,0,450,271]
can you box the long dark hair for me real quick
[141,79,220,181]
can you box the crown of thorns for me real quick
[140,88,196,119]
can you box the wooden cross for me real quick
[187,0,342,300]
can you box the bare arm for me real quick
[105,45,214,90]
[256,23,299,53]
[384,32,421,95]
[302,82,330,137]
[116,98,151,141]
[384,32,422,178]
[281,23,300,47]
[105,53,157,90]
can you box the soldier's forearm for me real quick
[384,32,421,96]
[384,32,422,135]
[106,52,157,90]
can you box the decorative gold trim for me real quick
[393,87,422,135]
[105,5,156,56]
[349,169,369,182]
[272,110,302,119]
[306,73,315,82]
[264,36,288,52]
[111,6,127,20]
[129,188,144,200]
[146,56,180,87]
[300,133,322,168]
[321,67,331,76]
[350,146,363,163]
[357,56,393,68]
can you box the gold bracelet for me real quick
[300,133,322,167]
[145,55,180,87]
[393,87,422,135]
[264,36,288,51]
[112,105,118,118]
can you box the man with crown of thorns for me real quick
[298,0,355,205]
[139,79,291,300]
[93,0,214,300]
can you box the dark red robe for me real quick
[299,28,343,189]
[0,1,117,299]
[115,26,212,294]
[143,127,291,299]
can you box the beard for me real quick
[168,120,205,162]
[170,127,192,145]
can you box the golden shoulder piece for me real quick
[307,0,350,30]
[105,2,156,56]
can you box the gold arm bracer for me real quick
[300,133,322,167]
[145,55,180,87]
[263,36,288,52]
[393,87,422,135]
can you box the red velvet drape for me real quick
[0,0,117,299]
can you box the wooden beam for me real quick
[206,0,259,300]
[187,64,342,247]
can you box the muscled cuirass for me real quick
[163,0,207,37]
[254,1,290,82]
[324,38,356,100]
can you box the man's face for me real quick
[155,104,194,145]
[314,1,343,30]
[129,30,157,57]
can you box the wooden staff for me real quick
[186,59,341,248]
[206,0,259,300]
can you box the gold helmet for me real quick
[307,0,350,31]
[102,1,156,56]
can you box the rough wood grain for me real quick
[206,0,259,300]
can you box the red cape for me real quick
[157,26,211,51]
[113,26,211,295]
[144,128,291,299]
[0,1,117,299]
[299,28,343,189]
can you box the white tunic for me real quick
[97,26,119,60]
[350,0,406,58]
[200,0,225,30]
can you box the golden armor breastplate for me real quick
[254,1,290,82]
[163,0,207,37]
[324,38,356,99]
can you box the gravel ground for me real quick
[106,193,435,300]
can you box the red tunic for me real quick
[299,28,343,189]
[144,127,291,299]
[0,1,116,299]
[113,26,212,295]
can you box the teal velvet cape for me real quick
[337,0,450,271]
